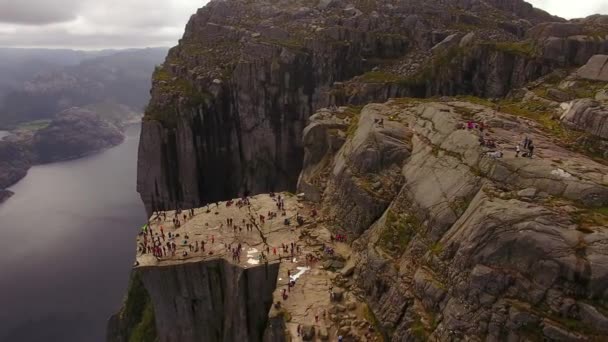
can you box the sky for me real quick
[0,0,606,50]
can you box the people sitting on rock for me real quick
[524,143,535,158]
[486,151,504,159]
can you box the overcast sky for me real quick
[0,0,606,50]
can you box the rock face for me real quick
[561,99,608,139]
[0,140,31,187]
[299,99,608,340]
[577,54,608,81]
[136,0,608,215]
[140,260,279,342]
[33,107,124,163]
[0,140,31,201]
[128,0,608,341]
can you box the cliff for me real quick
[126,0,608,341]
[114,95,608,341]
[136,0,608,215]
[297,98,608,340]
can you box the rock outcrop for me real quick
[137,0,608,215]
[577,54,608,82]
[298,99,608,340]
[561,99,608,139]
[0,139,31,203]
[33,107,124,163]
[127,0,608,341]
[139,260,279,342]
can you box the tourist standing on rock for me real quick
[528,143,535,158]
[515,144,521,157]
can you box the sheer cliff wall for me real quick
[110,260,280,342]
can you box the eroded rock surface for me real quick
[127,1,608,341]
[298,99,608,340]
[137,0,608,215]
[577,55,608,82]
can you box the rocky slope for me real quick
[297,98,608,341]
[137,0,607,215]
[0,139,31,203]
[126,0,608,341]
[113,95,608,341]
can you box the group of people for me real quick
[462,118,539,160]
[516,136,535,158]
[138,225,178,258]
[330,233,348,243]
[228,243,242,262]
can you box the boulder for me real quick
[577,55,608,82]
[578,302,608,333]
[561,99,608,139]
[431,33,462,54]
[331,288,345,302]
[301,325,315,340]
[596,89,608,101]
[517,188,537,198]
[542,320,587,341]
[318,326,329,340]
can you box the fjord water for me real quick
[0,124,146,342]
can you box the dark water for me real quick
[0,125,146,342]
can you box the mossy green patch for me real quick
[118,271,157,342]
[363,304,386,341]
[360,71,403,84]
[410,317,428,340]
[143,104,178,129]
[485,40,538,57]
[574,206,608,231]
[128,302,156,342]
[377,209,422,257]
[345,106,363,137]
[16,119,52,131]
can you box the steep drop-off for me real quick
[109,259,279,342]
[127,0,608,341]
[138,0,608,215]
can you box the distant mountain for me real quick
[0,47,168,128]
[0,48,119,99]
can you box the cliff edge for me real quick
[127,0,608,341]
[137,0,608,215]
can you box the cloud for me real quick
[0,0,606,49]
[0,0,206,48]
[0,0,83,25]
[527,0,608,19]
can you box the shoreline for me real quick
[0,123,140,205]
